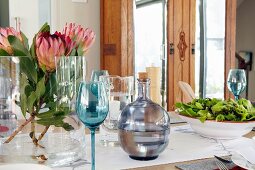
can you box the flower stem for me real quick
[31,119,36,142]
[38,125,50,141]
[4,115,35,144]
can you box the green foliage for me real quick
[35,76,46,100]
[7,35,30,56]
[175,98,255,122]
[36,105,74,131]
[0,49,9,56]
[20,73,29,117]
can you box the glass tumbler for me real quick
[99,75,134,146]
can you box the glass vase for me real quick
[0,56,86,167]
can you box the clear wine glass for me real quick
[227,69,247,100]
[91,69,109,81]
[76,81,109,170]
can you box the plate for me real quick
[231,153,255,170]
[0,164,52,170]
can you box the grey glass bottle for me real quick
[118,76,170,160]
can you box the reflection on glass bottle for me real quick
[118,72,170,160]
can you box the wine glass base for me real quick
[100,140,120,147]
[129,155,158,161]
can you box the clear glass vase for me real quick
[118,72,170,160]
[0,56,86,167]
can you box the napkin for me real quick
[175,157,246,170]
[236,147,255,164]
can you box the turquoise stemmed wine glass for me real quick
[227,69,247,100]
[76,81,109,170]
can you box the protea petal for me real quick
[0,27,22,55]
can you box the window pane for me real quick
[205,0,225,98]
[195,0,225,99]
[135,3,163,73]
[135,2,166,106]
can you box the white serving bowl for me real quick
[177,114,255,139]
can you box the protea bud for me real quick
[0,27,22,55]
[62,23,95,55]
[35,32,65,72]
[54,31,75,56]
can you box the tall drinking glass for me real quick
[91,70,109,81]
[227,69,246,100]
[99,75,134,146]
[76,81,109,170]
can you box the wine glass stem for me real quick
[91,128,96,170]
[234,95,239,101]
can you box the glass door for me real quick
[134,0,167,107]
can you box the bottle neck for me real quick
[137,79,150,99]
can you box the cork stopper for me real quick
[138,72,148,79]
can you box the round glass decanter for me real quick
[118,72,170,160]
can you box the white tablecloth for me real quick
[54,125,255,170]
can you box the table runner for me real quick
[54,125,255,170]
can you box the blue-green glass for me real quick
[76,81,109,170]
[227,69,246,100]
[90,70,109,82]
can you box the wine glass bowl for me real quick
[227,69,246,100]
[76,81,109,170]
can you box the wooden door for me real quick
[224,0,236,100]
[100,0,134,76]
[167,0,196,110]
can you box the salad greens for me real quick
[175,98,255,123]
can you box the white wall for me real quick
[8,0,100,80]
[236,0,255,100]
[51,0,100,80]
[9,0,40,44]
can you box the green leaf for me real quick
[27,91,37,113]
[199,115,207,123]
[20,95,27,117]
[216,114,225,121]
[8,35,30,56]
[25,85,34,97]
[36,76,46,99]
[44,73,57,101]
[21,32,29,50]
[37,110,63,119]
[62,123,74,131]
[43,101,57,110]
[0,49,9,56]
[77,44,84,56]
[38,23,50,33]
[20,73,29,117]
[36,115,74,131]
[69,48,77,56]
[19,57,37,83]
[195,102,203,109]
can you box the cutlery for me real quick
[214,155,232,164]
[215,159,229,170]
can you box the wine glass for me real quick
[91,69,109,81]
[76,81,109,170]
[227,69,247,100]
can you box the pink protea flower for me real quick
[54,31,75,56]
[0,27,22,55]
[36,32,66,72]
[62,23,95,55]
